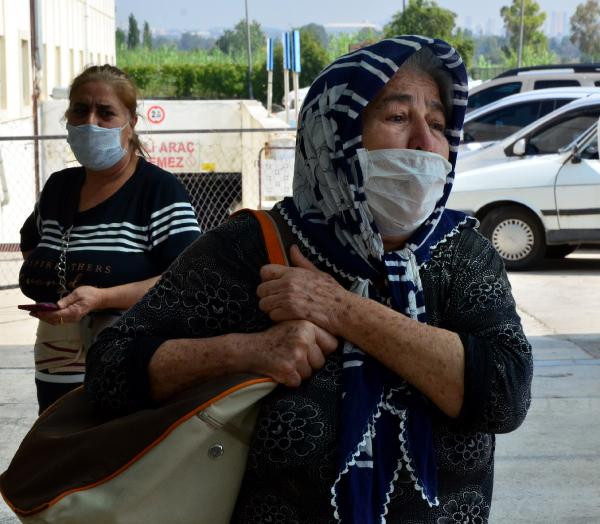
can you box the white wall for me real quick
[0,0,115,246]
[0,0,116,125]
[41,98,295,208]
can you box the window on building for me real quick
[69,49,74,81]
[42,44,48,99]
[21,39,31,107]
[55,46,61,88]
[0,36,6,109]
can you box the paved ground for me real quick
[0,250,599,523]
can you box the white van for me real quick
[467,64,600,112]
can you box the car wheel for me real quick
[480,206,546,270]
[545,244,579,259]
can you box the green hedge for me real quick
[124,62,261,100]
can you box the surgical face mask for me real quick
[66,122,129,171]
[357,148,452,237]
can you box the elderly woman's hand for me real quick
[246,319,338,387]
[32,286,105,325]
[257,245,353,336]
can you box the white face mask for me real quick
[357,148,452,238]
[67,122,129,171]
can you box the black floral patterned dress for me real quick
[85,211,532,523]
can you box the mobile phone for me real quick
[18,302,59,312]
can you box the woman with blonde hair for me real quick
[19,64,201,413]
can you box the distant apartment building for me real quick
[545,10,569,38]
[0,0,116,129]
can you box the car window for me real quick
[554,99,572,111]
[534,79,581,89]
[466,82,522,111]
[463,101,541,143]
[527,113,600,155]
[580,137,599,160]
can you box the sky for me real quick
[115,0,583,35]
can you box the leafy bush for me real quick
[120,35,329,103]
[123,62,250,98]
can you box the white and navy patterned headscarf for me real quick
[277,35,477,523]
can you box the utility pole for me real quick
[244,0,254,99]
[517,0,525,67]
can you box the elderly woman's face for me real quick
[362,68,449,159]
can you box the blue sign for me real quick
[266,38,274,71]
[282,32,291,70]
[291,30,301,73]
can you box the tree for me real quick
[356,27,382,43]
[570,0,600,60]
[127,14,140,50]
[450,28,475,70]
[549,36,581,63]
[178,32,216,51]
[383,0,475,68]
[327,33,356,60]
[473,35,508,65]
[253,30,329,107]
[116,28,126,49]
[298,23,328,48]
[298,29,330,87]
[215,20,265,56]
[500,0,547,53]
[142,21,152,49]
[501,44,557,67]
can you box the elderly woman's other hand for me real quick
[257,245,353,337]
[244,319,338,387]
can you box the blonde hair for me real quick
[66,64,146,156]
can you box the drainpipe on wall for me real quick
[29,0,42,196]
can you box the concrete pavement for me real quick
[1,251,599,523]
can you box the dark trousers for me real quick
[35,378,82,415]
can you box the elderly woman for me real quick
[86,37,532,522]
[19,65,201,413]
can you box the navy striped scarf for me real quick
[280,35,477,523]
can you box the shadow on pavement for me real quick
[510,250,600,276]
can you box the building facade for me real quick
[0,0,115,285]
[0,0,116,127]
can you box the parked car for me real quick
[457,95,600,173]
[460,87,600,153]
[449,100,600,270]
[467,63,600,113]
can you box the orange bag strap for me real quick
[233,209,289,266]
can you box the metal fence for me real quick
[0,129,295,290]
